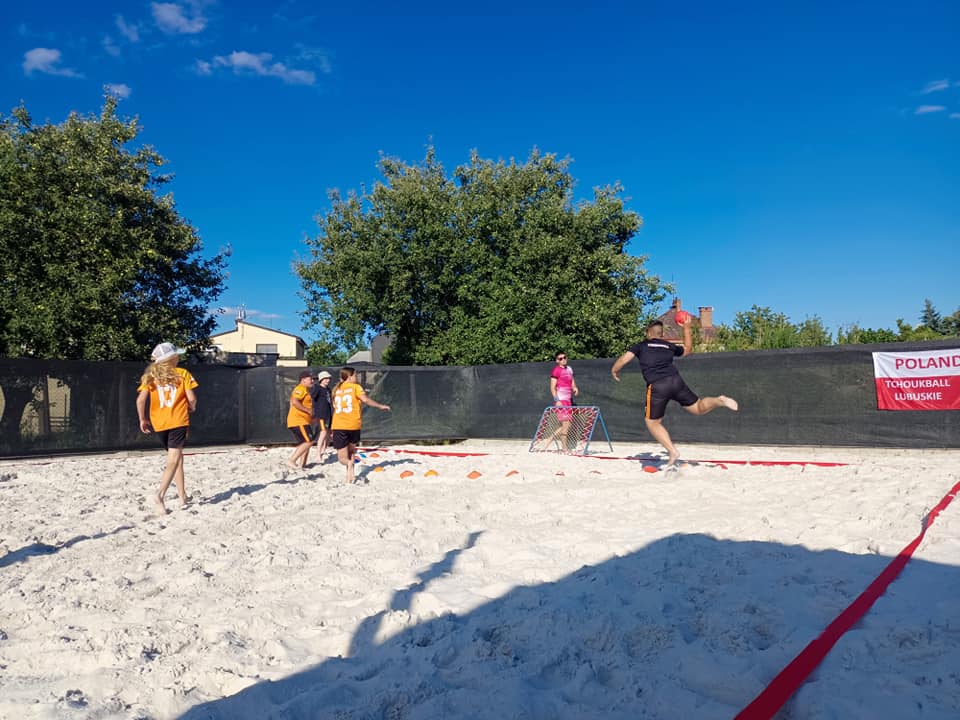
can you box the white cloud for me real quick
[105,83,132,98]
[23,48,82,77]
[209,50,316,85]
[152,2,207,35]
[921,79,950,94]
[950,113,960,120]
[218,306,283,321]
[293,45,332,75]
[914,105,946,115]
[116,15,140,42]
[195,59,213,75]
[102,35,121,57]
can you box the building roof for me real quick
[210,319,306,345]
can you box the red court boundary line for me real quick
[575,454,847,467]
[360,447,847,467]
[735,477,960,720]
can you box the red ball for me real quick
[675,310,691,325]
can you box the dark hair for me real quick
[647,320,664,332]
[299,370,313,380]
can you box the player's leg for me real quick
[644,417,680,468]
[683,395,739,415]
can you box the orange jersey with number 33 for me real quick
[331,381,366,431]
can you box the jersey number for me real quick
[157,385,178,409]
[334,393,354,415]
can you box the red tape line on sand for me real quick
[360,447,489,458]
[581,454,847,467]
[735,478,960,720]
[360,448,846,467]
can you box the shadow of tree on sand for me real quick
[180,532,960,719]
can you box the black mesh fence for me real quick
[1,339,958,457]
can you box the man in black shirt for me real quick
[611,316,738,469]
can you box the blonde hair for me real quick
[140,359,181,388]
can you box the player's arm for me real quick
[550,376,559,402]
[186,386,197,413]
[361,393,390,411]
[611,351,636,382]
[136,390,151,433]
[290,392,310,414]
[681,317,693,356]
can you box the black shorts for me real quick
[331,429,361,450]
[645,375,698,420]
[156,426,189,450]
[289,425,317,444]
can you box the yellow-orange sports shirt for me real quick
[331,381,366,431]
[138,368,198,431]
[287,384,314,428]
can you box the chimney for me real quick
[698,306,713,329]
[671,297,681,311]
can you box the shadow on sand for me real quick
[178,528,960,719]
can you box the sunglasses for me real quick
[556,356,567,361]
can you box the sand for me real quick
[1,440,958,719]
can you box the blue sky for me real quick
[4,0,958,343]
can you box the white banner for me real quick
[872,348,960,411]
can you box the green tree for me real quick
[305,340,349,367]
[713,305,831,351]
[894,319,943,342]
[297,148,669,364]
[919,298,943,334]
[836,324,900,344]
[0,97,227,361]
[943,308,960,336]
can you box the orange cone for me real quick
[372,466,385,472]
[467,470,482,479]
[424,469,439,477]
[399,470,414,479]
[643,465,659,473]
[506,470,520,477]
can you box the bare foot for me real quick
[720,395,739,411]
[665,451,680,469]
[154,494,168,516]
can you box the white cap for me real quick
[151,342,184,363]
[317,370,332,380]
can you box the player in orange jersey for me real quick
[136,342,198,515]
[330,366,390,484]
[286,370,316,469]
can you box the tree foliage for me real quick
[836,300,959,344]
[0,97,227,360]
[305,340,350,367]
[712,305,832,351]
[297,148,668,365]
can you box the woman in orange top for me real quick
[136,342,198,515]
[330,366,390,484]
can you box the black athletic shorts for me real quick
[289,425,317,444]
[156,426,189,450]
[645,375,698,420]
[331,429,361,450]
